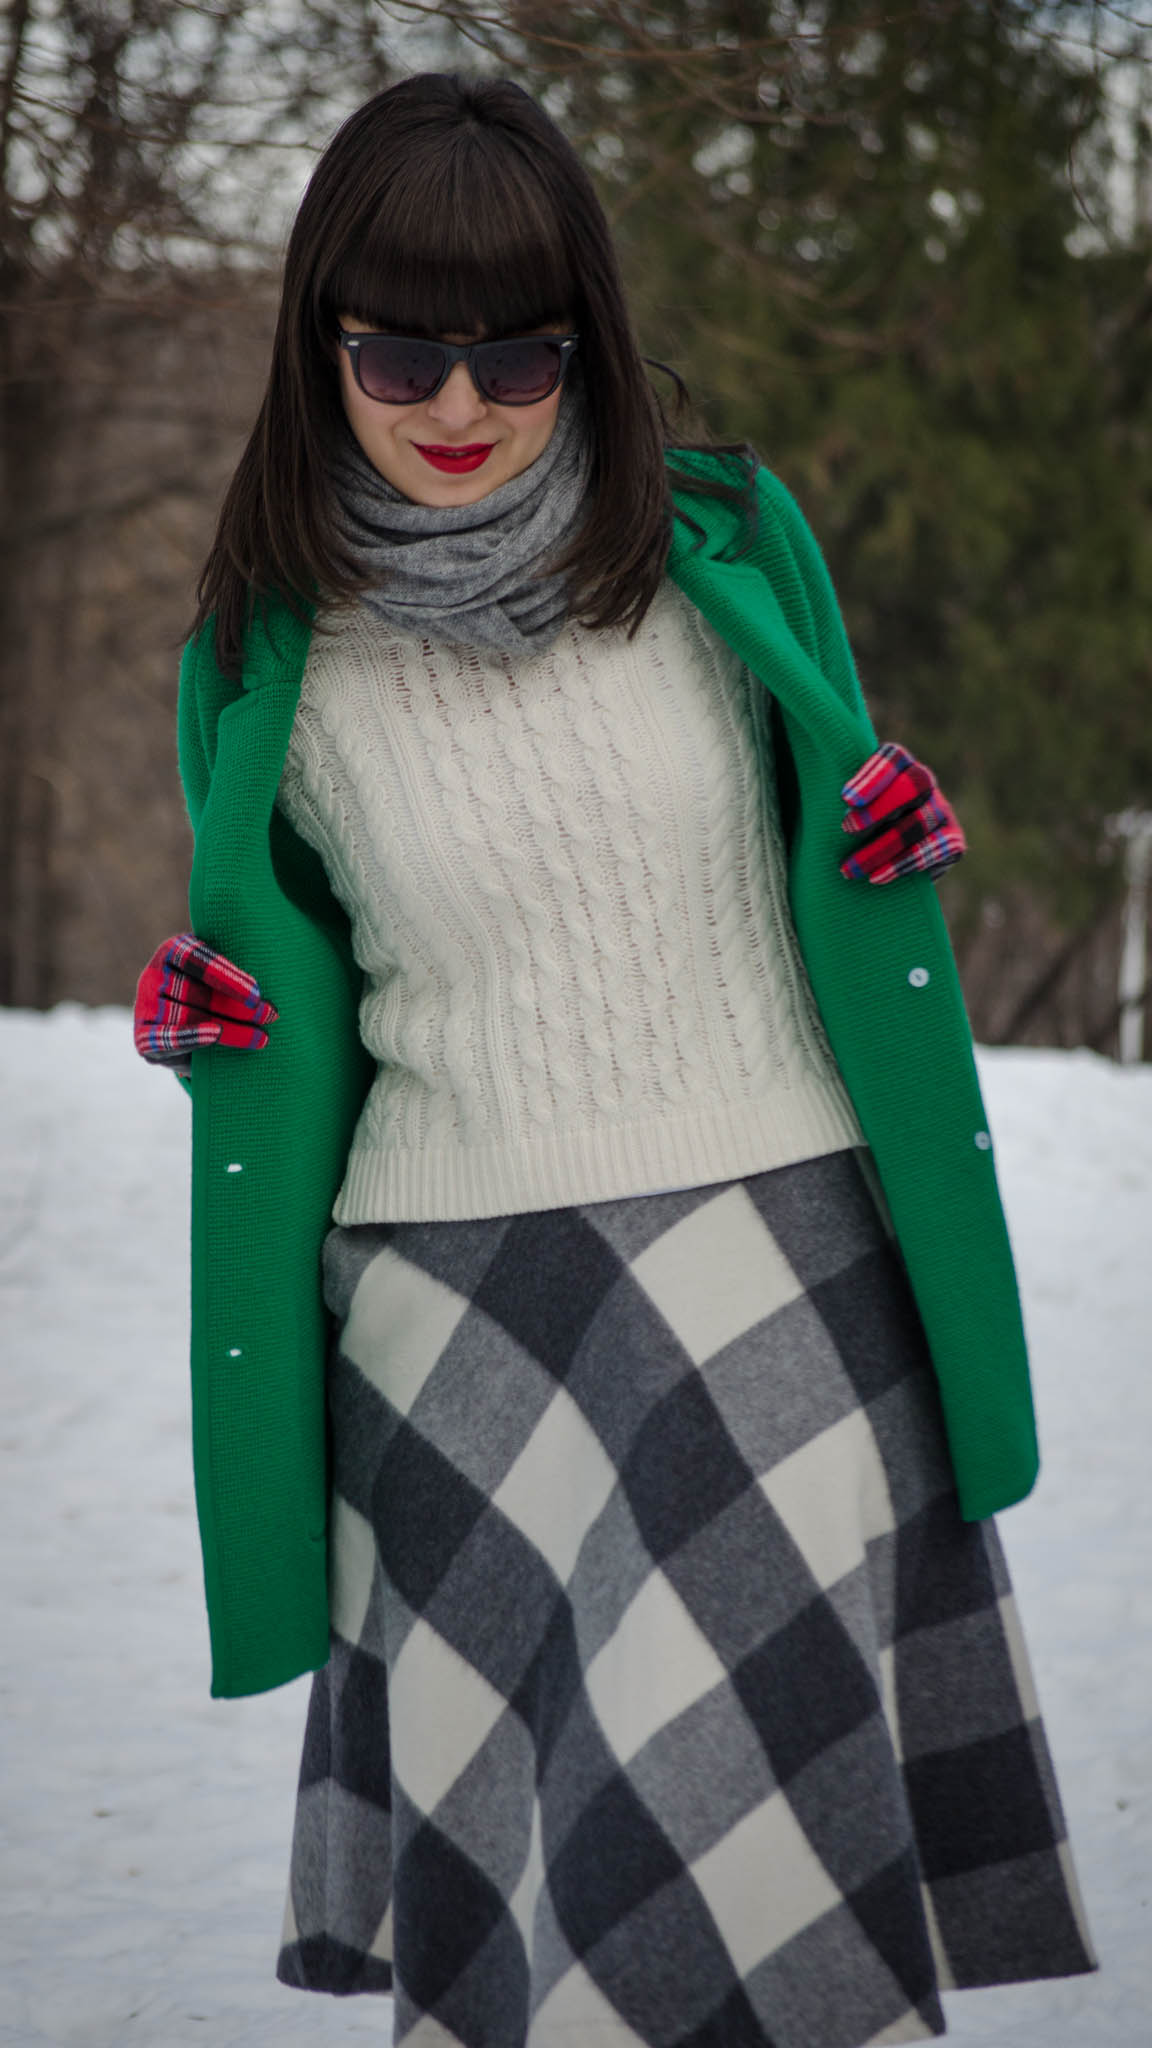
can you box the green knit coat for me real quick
[178,458,1038,1700]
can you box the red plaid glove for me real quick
[840,742,966,885]
[134,933,278,1067]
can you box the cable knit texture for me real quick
[276,579,863,1221]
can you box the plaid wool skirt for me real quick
[277,1147,1095,2048]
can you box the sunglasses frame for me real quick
[337,329,580,407]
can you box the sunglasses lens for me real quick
[355,337,444,403]
[475,340,565,404]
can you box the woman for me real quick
[135,71,1095,2048]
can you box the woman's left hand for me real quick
[839,742,966,885]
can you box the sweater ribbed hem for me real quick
[332,1081,864,1224]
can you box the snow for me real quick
[0,1006,1148,2046]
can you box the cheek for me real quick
[337,358,394,431]
[339,373,407,456]
[520,392,564,455]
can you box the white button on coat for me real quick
[908,967,930,988]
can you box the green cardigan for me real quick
[178,458,1038,1700]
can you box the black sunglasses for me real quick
[337,330,579,407]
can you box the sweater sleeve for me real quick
[169,638,211,1102]
[177,632,212,835]
[753,469,871,731]
[177,621,251,837]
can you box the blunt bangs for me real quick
[316,131,579,341]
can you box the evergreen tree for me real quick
[483,0,1152,961]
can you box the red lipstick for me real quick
[414,443,495,474]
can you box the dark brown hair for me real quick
[194,72,757,676]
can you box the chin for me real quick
[410,467,509,507]
[409,478,493,508]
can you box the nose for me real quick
[425,360,487,429]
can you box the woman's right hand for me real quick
[134,933,278,1067]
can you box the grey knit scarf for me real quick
[328,380,592,655]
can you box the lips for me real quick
[414,443,495,474]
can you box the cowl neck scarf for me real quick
[327,380,592,655]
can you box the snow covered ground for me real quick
[0,1005,1148,2047]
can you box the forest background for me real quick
[2,0,1151,1051]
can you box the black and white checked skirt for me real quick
[277,1147,1095,2048]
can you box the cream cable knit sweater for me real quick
[275,579,863,1222]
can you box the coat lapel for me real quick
[666,498,874,779]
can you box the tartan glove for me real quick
[134,932,278,1067]
[840,742,966,885]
